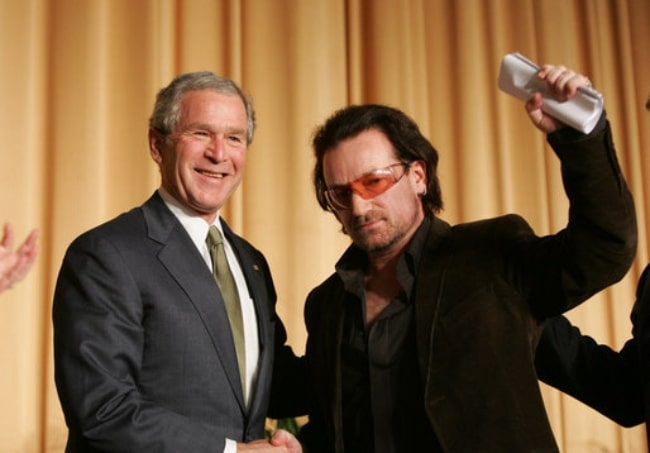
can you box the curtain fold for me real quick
[0,0,648,451]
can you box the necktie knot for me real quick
[206,225,224,248]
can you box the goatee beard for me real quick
[350,214,406,254]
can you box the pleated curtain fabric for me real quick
[206,225,246,396]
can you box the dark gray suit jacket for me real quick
[53,192,299,452]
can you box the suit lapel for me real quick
[141,193,247,410]
[414,217,453,381]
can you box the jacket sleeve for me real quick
[535,314,644,427]
[53,232,229,452]
[520,113,637,318]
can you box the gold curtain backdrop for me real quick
[0,0,648,451]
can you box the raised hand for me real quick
[0,223,39,292]
[526,64,593,133]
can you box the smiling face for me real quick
[149,89,249,223]
[323,128,427,255]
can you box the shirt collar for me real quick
[157,187,225,252]
[335,214,432,300]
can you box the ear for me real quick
[149,128,164,165]
[409,160,428,194]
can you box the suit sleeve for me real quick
[535,315,644,426]
[516,114,637,318]
[53,233,227,452]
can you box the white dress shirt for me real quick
[158,189,260,453]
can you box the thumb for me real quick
[270,429,290,445]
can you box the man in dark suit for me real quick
[536,264,650,442]
[297,64,637,452]
[53,72,302,452]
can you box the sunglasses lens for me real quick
[326,187,352,209]
[356,172,395,199]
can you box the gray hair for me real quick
[149,71,256,144]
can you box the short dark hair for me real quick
[312,104,443,213]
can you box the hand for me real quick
[525,64,592,133]
[237,430,302,453]
[270,429,302,453]
[0,223,40,292]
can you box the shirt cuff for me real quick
[224,438,237,453]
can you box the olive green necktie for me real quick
[206,225,246,396]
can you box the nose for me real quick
[348,191,371,215]
[206,136,227,161]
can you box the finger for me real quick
[18,230,40,257]
[540,65,591,99]
[1,223,15,249]
[540,65,568,85]
[558,72,590,98]
[271,429,299,449]
[536,64,555,80]
[525,92,543,112]
[23,229,40,249]
[525,92,544,124]
[270,429,289,445]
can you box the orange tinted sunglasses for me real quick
[323,162,410,210]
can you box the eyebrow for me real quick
[180,122,247,136]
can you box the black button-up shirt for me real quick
[335,216,441,453]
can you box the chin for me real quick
[353,235,389,253]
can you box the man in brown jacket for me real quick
[297,64,637,452]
